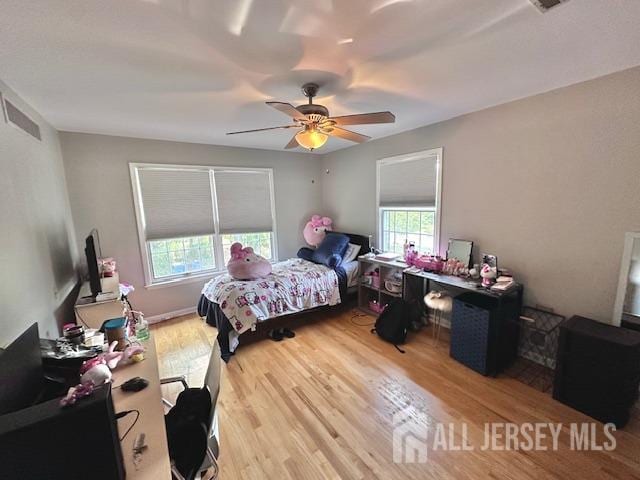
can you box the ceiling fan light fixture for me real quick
[295,126,328,151]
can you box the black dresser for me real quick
[553,316,640,427]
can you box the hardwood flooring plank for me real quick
[153,310,640,480]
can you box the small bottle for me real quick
[135,314,150,341]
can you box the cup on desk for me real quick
[104,317,127,351]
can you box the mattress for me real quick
[201,258,341,336]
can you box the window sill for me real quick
[145,270,223,290]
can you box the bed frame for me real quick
[240,232,371,333]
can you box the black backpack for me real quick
[371,299,413,353]
[165,387,212,478]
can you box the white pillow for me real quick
[342,243,361,263]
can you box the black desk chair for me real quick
[162,341,221,480]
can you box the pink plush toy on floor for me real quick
[303,215,333,247]
[227,242,272,280]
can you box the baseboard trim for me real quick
[146,306,197,324]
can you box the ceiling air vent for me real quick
[530,0,570,13]
[2,95,41,141]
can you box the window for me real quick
[130,164,277,285]
[149,235,216,278]
[377,148,442,255]
[381,208,436,255]
[221,232,273,264]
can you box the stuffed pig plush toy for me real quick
[227,242,272,280]
[303,215,333,247]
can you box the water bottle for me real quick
[135,315,150,341]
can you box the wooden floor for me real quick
[153,307,640,480]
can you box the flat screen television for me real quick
[85,229,102,297]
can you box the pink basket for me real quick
[369,301,387,314]
[415,255,444,272]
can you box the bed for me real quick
[197,232,370,361]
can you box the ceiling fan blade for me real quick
[327,111,396,126]
[284,134,299,149]
[226,125,298,135]
[325,127,370,143]
[266,102,307,121]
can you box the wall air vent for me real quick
[530,0,570,13]
[2,96,41,141]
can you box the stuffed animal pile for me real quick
[227,242,272,280]
[60,341,145,407]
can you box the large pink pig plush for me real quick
[303,215,333,247]
[227,242,272,280]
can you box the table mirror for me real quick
[447,239,473,267]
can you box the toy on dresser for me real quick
[404,241,418,266]
[442,258,469,276]
[480,263,498,288]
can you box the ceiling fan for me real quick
[227,83,395,151]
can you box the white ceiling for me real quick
[1,0,640,153]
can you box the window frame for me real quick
[130,163,278,288]
[379,206,437,255]
[375,148,443,255]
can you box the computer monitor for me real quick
[85,230,102,297]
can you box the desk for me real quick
[111,334,171,479]
[403,267,523,300]
[404,268,523,375]
[75,273,123,330]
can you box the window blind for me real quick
[379,153,439,207]
[214,170,274,234]
[137,167,215,240]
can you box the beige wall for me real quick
[0,79,78,345]
[321,66,640,322]
[60,133,322,318]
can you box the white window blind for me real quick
[379,153,439,207]
[137,168,215,240]
[214,170,274,234]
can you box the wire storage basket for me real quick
[507,306,565,392]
